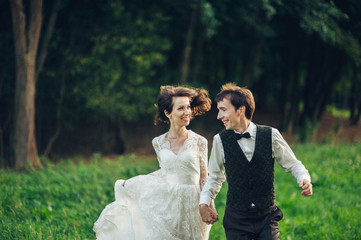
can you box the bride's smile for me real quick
[165,96,192,127]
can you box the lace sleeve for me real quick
[152,137,161,164]
[151,137,163,178]
[198,136,208,190]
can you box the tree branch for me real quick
[9,0,26,63]
[36,0,62,81]
[27,0,43,57]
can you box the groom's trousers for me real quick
[223,204,283,240]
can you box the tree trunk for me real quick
[180,6,197,84]
[299,36,345,141]
[299,36,324,128]
[349,63,361,126]
[43,75,65,157]
[280,68,301,133]
[288,75,301,133]
[10,0,43,170]
[243,31,262,88]
[278,56,291,132]
[315,51,345,121]
[191,13,204,83]
[352,102,361,126]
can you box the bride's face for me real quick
[165,96,191,127]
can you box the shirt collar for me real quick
[233,122,256,138]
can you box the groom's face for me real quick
[217,98,242,130]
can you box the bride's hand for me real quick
[209,201,219,224]
[199,203,218,225]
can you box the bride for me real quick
[93,85,217,240]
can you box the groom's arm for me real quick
[199,135,226,223]
[272,128,312,196]
[199,134,226,205]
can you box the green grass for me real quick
[1,144,361,239]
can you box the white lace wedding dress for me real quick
[93,130,211,240]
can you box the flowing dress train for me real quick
[93,130,211,240]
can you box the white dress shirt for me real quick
[199,122,311,206]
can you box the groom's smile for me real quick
[222,120,229,127]
[217,98,242,131]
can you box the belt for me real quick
[226,204,277,215]
[247,204,258,213]
[248,204,277,215]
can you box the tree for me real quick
[179,2,200,84]
[349,63,361,125]
[10,0,43,170]
[9,0,61,169]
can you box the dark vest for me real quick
[219,125,275,211]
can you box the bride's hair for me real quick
[154,85,211,125]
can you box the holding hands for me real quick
[199,201,219,225]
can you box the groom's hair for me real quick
[215,83,255,120]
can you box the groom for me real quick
[199,83,313,239]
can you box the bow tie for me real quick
[234,132,251,140]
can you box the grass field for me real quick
[1,144,361,239]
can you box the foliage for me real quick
[1,144,361,239]
[72,2,172,121]
[41,0,174,122]
[1,0,361,165]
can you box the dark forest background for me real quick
[1,0,361,169]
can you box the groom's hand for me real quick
[299,179,313,197]
[199,204,219,225]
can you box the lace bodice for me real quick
[152,130,208,188]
